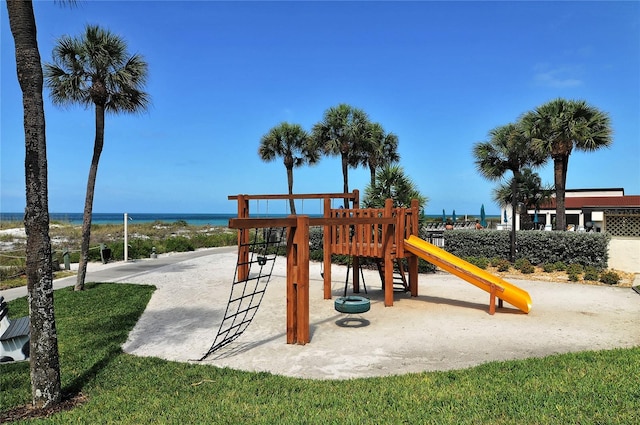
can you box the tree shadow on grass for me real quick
[56,282,155,395]
[1,282,155,421]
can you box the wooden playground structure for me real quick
[228,191,422,346]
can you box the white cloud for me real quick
[533,64,583,88]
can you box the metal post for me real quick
[124,213,128,262]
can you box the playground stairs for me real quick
[376,258,409,292]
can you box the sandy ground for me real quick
[118,251,640,380]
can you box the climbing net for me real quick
[199,227,286,360]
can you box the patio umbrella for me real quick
[533,209,539,224]
[442,209,446,223]
[452,210,456,223]
[503,209,508,223]
[480,204,487,227]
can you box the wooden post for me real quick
[488,284,505,315]
[237,195,250,282]
[383,199,394,307]
[323,198,332,299]
[489,285,497,315]
[408,199,419,297]
[408,255,418,297]
[286,215,310,344]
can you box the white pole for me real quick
[124,213,128,262]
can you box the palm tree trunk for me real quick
[6,0,62,409]
[286,166,296,215]
[553,156,568,231]
[341,154,349,208]
[369,164,376,188]
[76,104,105,290]
[510,173,518,262]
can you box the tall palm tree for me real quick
[521,98,613,230]
[358,122,400,187]
[258,122,319,214]
[45,25,150,290]
[312,104,370,208]
[6,0,62,409]
[473,122,548,260]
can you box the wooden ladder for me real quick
[376,258,409,292]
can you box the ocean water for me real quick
[1,212,499,227]
[0,212,238,226]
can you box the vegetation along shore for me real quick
[1,219,634,291]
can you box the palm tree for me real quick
[358,122,400,187]
[492,168,554,229]
[5,0,62,409]
[45,25,150,290]
[521,98,613,230]
[258,122,319,214]
[312,104,371,208]
[473,122,548,260]
[363,163,427,210]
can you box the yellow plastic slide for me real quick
[404,235,532,313]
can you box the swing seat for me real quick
[334,296,370,314]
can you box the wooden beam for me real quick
[229,192,359,201]
[229,216,395,230]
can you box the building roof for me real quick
[540,195,640,209]
[565,188,624,194]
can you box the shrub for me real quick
[127,239,155,258]
[496,259,511,272]
[542,263,556,273]
[566,263,583,282]
[583,266,600,281]
[466,257,489,269]
[599,271,620,285]
[518,259,535,274]
[566,263,584,275]
[191,232,237,248]
[514,258,527,271]
[310,250,323,262]
[553,261,567,271]
[165,236,194,252]
[490,257,503,267]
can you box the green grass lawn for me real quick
[1,283,638,424]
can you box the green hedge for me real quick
[309,226,324,251]
[443,230,609,268]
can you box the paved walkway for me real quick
[1,247,235,302]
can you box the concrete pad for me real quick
[121,252,640,379]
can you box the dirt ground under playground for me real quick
[117,248,640,379]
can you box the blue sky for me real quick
[2,1,639,216]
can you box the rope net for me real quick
[199,227,286,360]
